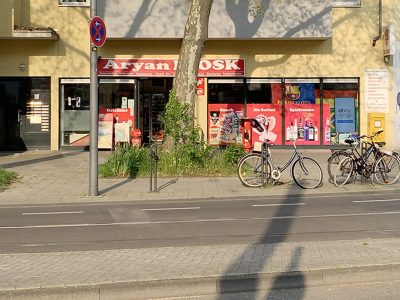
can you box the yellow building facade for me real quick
[0,0,399,151]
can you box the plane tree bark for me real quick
[173,0,213,119]
[167,0,264,146]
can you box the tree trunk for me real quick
[173,0,213,118]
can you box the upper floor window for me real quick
[332,0,361,7]
[59,0,90,6]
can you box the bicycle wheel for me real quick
[327,151,351,182]
[291,157,323,189]
[237,153,271,187]
[334,156,354,187]
[373,154,400,184]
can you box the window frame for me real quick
[332,0,361,8]
[58,0,90,7]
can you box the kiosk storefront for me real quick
[95,58,245,147]
[60,58,359,149]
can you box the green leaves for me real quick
[0,169,18,192]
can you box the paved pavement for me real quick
[0,150,400,299]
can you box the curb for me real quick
[1,264,400,300]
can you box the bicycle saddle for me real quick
[250,118,264,133]
[376,142,386,147]
[344,137,357,145]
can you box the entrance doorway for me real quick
[0,78,51,151]
[137,78,172,144]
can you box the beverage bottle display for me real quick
[286,123,291,141]
[304,121,309,141]
[314,125,318,141]
[308,122,314,141]
[293,118,298,139]
[325,119,331,143]
[297,117,304,139]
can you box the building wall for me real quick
[99,0,332,39]
[0,1,398,150]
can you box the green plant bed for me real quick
[99,144,149,178]
[99,91,247,179]
[0,169,18,191]
[99,144,246,178]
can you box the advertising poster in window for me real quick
[284,83,316,104]
[284,104,325,146]
[334,98,355,133]
[98,108,135,148]
[322,104,332,145]
[208,104,244,145]
[246,104,283,146]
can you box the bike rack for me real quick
[149,144,159,192]
[360,141,368,184]
[261,142,268,187]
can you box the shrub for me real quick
[99,144,148,178]
[222,144,246,166]
[0,169,18,191]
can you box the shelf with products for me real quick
[150,93,165,142]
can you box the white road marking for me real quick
[2,211,400,230]
[142,207,200,211]
[252,203,305,207]
[22,211,84,216]
[353,199,400,203]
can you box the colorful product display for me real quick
[284,104,330,145]
[98,108,135,149]
[246,104,282,145]
[208,104,243,145]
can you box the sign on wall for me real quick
[365,69,388,113]
[97,58,245,77]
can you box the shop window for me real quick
[284,79,321,146]
[98,79,136,149]
[207,79,244,146]
[60,79,90,147]
[322,79,359,145]
[99,80,135,109]
[246,79,283,145]
[208,79,244,104]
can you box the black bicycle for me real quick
[334,130,400,186]
[237,118,323,189]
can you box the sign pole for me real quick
[89,0,99,196]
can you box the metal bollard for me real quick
[149,144,158,192]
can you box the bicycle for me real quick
[237,118,323,189]
[327,138,358,182]
[334,130,400,186]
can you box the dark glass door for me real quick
[0,78,50,151]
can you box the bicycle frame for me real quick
[260,139,303,185]
[343,134,384,183]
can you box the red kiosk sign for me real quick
[97,58,245,77]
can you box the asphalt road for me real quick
[0,190,400,253]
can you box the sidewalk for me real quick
[0,150,400,299]
[1,239,400,299]
[0,149,398,205]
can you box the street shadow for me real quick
[266,246,305,299]
[0,151,83,169]
[154,178,179,192]
[217,179,306,299]
[99,177,135,194]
